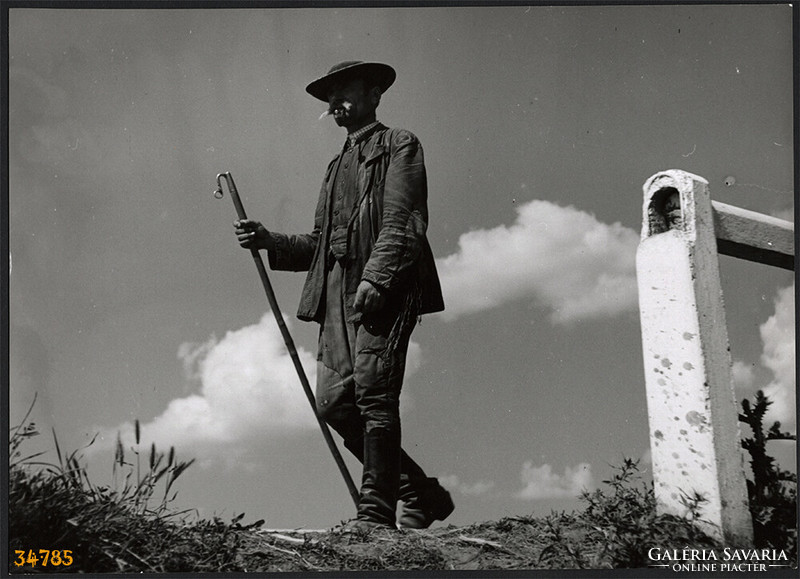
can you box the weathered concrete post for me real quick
[636,170,753,545]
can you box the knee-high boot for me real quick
[344,437,429,502]
[339,427,452,528]
[397,475,455,529]
[396,453,455,529]
[356,427,401,526]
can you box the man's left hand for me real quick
[354,280,386,314]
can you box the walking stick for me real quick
[214,172,360,508]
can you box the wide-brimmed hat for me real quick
[306,61,396,101]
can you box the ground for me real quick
[232,516,608,572]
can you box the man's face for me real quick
[327,77,379,130]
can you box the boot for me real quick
[398,477,455,529]
[356,427,401,527]
[343,435,451,529]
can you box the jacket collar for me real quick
[358,123,388,162]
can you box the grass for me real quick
[7,393,798,573]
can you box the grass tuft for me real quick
[8,403,246,573]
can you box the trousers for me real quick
[315,259,430,525]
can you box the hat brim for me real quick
[306,62,396,102]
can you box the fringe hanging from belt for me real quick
[386,279,422,358]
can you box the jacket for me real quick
[267,124,445,324]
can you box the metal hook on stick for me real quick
[214,172,359,508]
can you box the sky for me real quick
[6,3,796,532]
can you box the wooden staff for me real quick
[214,172,359,508]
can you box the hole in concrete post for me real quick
[648,187,682,234]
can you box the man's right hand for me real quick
[234,219,273,251]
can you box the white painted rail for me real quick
[712,201,794,270]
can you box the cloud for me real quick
[177,337,216,384]
[759,284,795,427]
[102,314,316,456]
[516,461,594,500]
[435,200,639,324]
[732,284,795,429]
[438,474,496,497]
[92,313,422,459]
[731,360,756,391]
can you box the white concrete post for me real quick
[636,170,753,545]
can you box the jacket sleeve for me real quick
[266,180,327,272]
[361,130,428,292]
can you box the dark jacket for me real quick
[267,124,445,324]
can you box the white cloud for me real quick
[177,337,216,383]
[732,283,795,430]
[731,360,756,391]
[438,474,496,497]
[435,200,639,324]
[516,461,594,500]
[92,313,423,459]
[759,284,795,428]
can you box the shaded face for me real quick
[326,77,379,130]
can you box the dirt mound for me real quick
[236,515,604,572]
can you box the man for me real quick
[234,61,453,531]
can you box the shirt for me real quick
[328,121,383,261]
[347,120,381,149]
